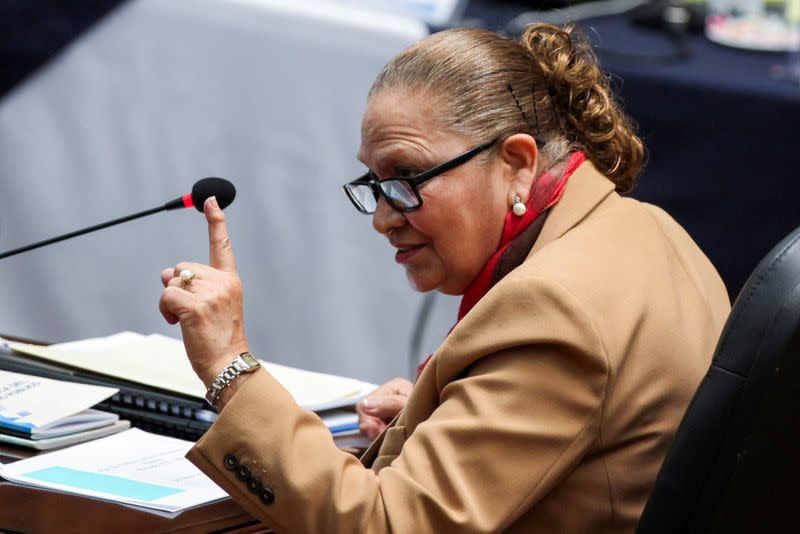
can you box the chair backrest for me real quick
[637,226,800,533]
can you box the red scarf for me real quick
[417,151,586,377]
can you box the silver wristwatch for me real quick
[205,352,261,407]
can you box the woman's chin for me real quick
[404,268,440,293]
[405,274,433,293]
[404,269,465,295]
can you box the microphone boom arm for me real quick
[0,177,234,260]
[0,205,166,260]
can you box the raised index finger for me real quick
[205,196,237,272]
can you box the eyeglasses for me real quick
[343,137,499,215]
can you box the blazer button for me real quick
[247,476,263,494]
[223,454,239,471]
[236,465,251,482]
[260,487,275,505]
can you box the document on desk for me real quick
[0,428,227,515]
[0,369,118,438]
[9,332,376,411]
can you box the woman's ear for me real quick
[498,133,539,205]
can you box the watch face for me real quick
[240,352,261,370]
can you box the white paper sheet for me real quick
[0,428,227,512]
[10,333,376,410]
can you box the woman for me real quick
[159,24,730,533]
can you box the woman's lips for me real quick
[395,244,425,264]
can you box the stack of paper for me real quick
[320,409,359,435]
[8,332,376,412]
[0,370,130,450]
[319,408,372,450]
[0,428,227,517]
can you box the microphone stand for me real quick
[0,177,233,260]
[0,205,168,260]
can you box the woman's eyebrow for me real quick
[358,145,432,175]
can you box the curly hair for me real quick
[370,24,644,192]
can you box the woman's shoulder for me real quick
[522,188,726,312]
[433,270,610,396]
[439,191,729,375]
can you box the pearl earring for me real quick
[512,195,527,216]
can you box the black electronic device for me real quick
[630,0,708,34]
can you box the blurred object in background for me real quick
[630,0,708,34]
[315,0,468,26]
[505,0,651,34]
[706,0,800,50]
[770,0,800,81]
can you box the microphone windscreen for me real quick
[191,177,236,212]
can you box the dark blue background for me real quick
[466,2,800,301]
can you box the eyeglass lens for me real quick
[346,180,419,214]
[381,180,418,209]
[346,183,378,213]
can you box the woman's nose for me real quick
[372,197,406,235]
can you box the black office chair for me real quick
[637,226,800,533]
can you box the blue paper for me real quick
[24,466,184,501]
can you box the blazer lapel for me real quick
[359,435,383,467]
[530,161,616,257]
[359,413,401,467]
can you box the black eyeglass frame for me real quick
[343,137,500,214]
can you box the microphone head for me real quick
[191,177,236,212]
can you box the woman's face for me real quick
[358,90,511,295]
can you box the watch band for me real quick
[205,352,261,407]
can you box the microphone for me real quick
[0,177,236,260]
[163,177,236,212]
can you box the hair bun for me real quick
[520,23,644,192]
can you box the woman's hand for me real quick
[356,377,413,439]
[159,196,250,387]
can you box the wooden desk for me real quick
[0,482,266,533]
[0,444,267,533]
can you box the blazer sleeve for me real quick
[186,278,609,534]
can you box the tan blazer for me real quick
[187,162,731,533]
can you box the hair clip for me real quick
[507,84,532,129]
[507,83,547,147]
